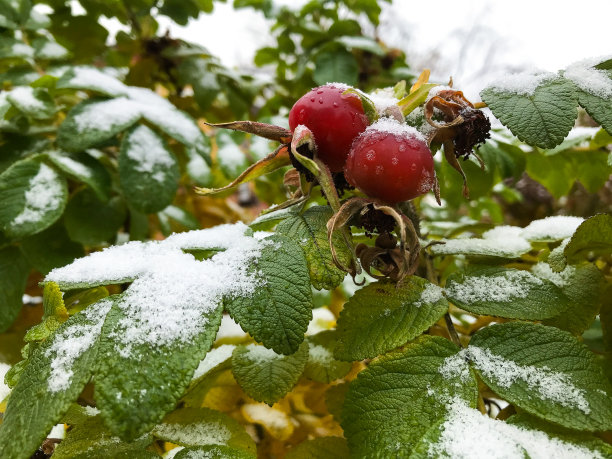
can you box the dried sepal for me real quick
[204,120,292,143]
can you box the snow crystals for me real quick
[564,56,612,99]
[244,344,280,364]
[7,86,46,112]
[154,421,231,447]
[430,225,532,258]
[11,162,64,228]
[445,269,542,304]
[427,400,600,459]
[487,71,559,96]
[46,223,266,359]
[520,216,583,241]
[414,283,444,307]
[363,117,427,143]
[125,125,176,181]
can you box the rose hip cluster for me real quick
[288,83,435,203]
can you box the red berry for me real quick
[289,83,369,172]
[345,119,435,203]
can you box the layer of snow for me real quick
[308,344,333,365]
[45,299,113,392]
[46,223,267,357]
[369,87,400,112]
[192,344,235,380]
[427,401,600,459]
[244,344,280,364]
[242,403,291,431]
[60,66,129,96]
[11,163,63,228]
[73,97,141,132]
[442,347,590,414]
[531,263,575,288]
[414,283,444,307]
[7,86,47,112]
[425,85,452,102]
[37,41,68,59]
[362,117,427,143]
[445,269,542,304]
[564,56,612,98]
[431,226,531,258]
[49,152,93,179]
[124,125,175,182]
[486,71,558,96]
[520,216,583,241]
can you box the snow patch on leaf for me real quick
[11,163,64,228]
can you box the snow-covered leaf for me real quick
[444,266,571,320]
[481,76,577,149]
[303,331,351,383]
[225,234,312,355]
[56,66,128,97]
[429,226,531,259]
[564,213,612,264]
[342,336,478,457]
[0,37,33,59]
[232,342,308,405]
[468,322,612,431]
[0,299,113,459]
[32,38,69,60]
[6,86,55,119]
[335,278,448,360]
[285,437,349,459]
[0,159,67,238]
[174,445,255,459]
[119,124,179,213]
[520,216,583,242]
[46,150,112,202]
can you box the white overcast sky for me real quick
[93,0,611,100]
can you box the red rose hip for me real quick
[288,83,369,172]
[345,119,435,203]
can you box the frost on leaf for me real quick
[430,225,531,259]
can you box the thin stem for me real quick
[445,312,462,348]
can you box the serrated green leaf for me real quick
[32,38,69,60]
[0,159,68,238]
[575,88,612,135]
[564,213,612,263]
[469,322,612,431]
[286,436,349,459]
[534,263,605,334]
[232,342,308,405]
[481,78,577,148]
[335,278,448,361]
[183,344,235,407]
[0,246,30,332]
[313,49,358,86]
[175,445,255,459]
[342,336,478,457]
[20,223,84,275]
[64,189,127,246]
[153,407,256,454]
[0,299,113,459]
[304,331,351,383]
[444,266,571,320]
[6,86,55,119]
[276,206,350,290]
[0,37,33,59]
[52,415,154,459]
[46,150,112,202]
[119,124,179,214]
[95,303,223,440]
[225,234,312,355]
[57,98,142,152]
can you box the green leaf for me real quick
[0,37,33,59]
[24,281,69,343]
[469,322,612,431]
[185,145,213,187]
[0,158,68,238]
[304,331,352,383]
[182,344,235,407]
[0,133,49,174]
[575,88,612,135]
[0,246,30,332]
[534,263,605,334]
[153,407,256,454]
[64,189,127,245]
[342,336,478,457]
[285,437,349,459]
[95,303,223,440]
[276,206,350,290]
[335,36,384,55]
[0,299,113,459]
[57,98,142,152]
[52,415,154,459]
[564,213,612,264]
[20,223,84,275]
[444,266,571,320]
[6,86,55,119]
[46,150,112,202]
[175,445,255,459]
[225,234,313,355]
[481,78,577,148]
[119,124,179,214]
[313,49,358,86]
[335,278,448,360]
[178,58,220,111]
[232,342,308,405]
[56,66,128,97]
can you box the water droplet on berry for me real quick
[333,102,339,108]
[366,150,376,161]
[399,144,406,152]
[317,89,324,94]
[411,163,417,171]
[310,97,315,102]
[318,98,324,104]
[391,156,399,165]
[376,165,384,175]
